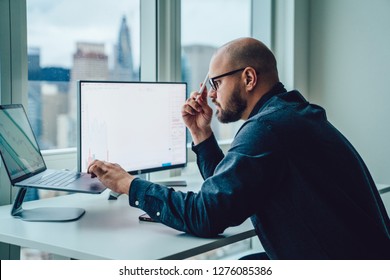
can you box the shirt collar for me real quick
[248,82,287,119]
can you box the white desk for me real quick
[0,174,256,260]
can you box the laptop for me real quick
[0,104,106,194]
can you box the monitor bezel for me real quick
[77,80,188,175]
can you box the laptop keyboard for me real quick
[29,171,81,186]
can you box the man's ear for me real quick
[244,67,257,91]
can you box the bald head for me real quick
[211,37,279,86]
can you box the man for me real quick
[88,37,390,259]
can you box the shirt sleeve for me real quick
[191,133,224,180]
[129,119,283,237]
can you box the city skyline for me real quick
[27,13,139,149]
[27,0,251,68]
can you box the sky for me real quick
[27,0,251,68]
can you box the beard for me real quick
[214,86,247,123]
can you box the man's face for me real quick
[208,57,248,123]
[212,82,247,123]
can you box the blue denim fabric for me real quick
[129,83,390,259]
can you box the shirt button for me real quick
[135,201,139,206]
[156,212,160,217]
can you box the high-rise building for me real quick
[41,83,68,148]
[27,47,43,146]
[27,47,72,149]
[112,16,135,81]
[28,47,41,80]
[70,42,109,81]
[64,42,109,148]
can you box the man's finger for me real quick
[181,103,197,116]
[88,161,107,177]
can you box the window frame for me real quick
[0,0,27,259]
[0,0,28,204]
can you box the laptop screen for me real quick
[0,104,46,182]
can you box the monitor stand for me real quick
[154,180,187,187]
[142,173,187,187]
[11,187,85,222]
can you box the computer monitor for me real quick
[77,80,187,179]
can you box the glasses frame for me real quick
[208,68,246,91]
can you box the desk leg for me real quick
[0,242,21,260]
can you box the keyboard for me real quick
[29,171,81,186]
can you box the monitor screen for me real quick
[77,81,187,174]
[0,104,46,182]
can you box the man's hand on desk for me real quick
[87,160,133,195]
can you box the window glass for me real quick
[27,0,140,149]
[181,0,251,142]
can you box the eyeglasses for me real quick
[208,68,246,91]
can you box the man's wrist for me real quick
[120,176,134,195]
[191,127,213,145]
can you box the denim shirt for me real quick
[129,83,390,259]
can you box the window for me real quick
[26,0,140,150]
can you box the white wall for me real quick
[308,0,390,184]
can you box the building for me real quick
[27,47,43,147]
[70,42,109,81]
[112,16,136,81]
[64,42,109,148]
